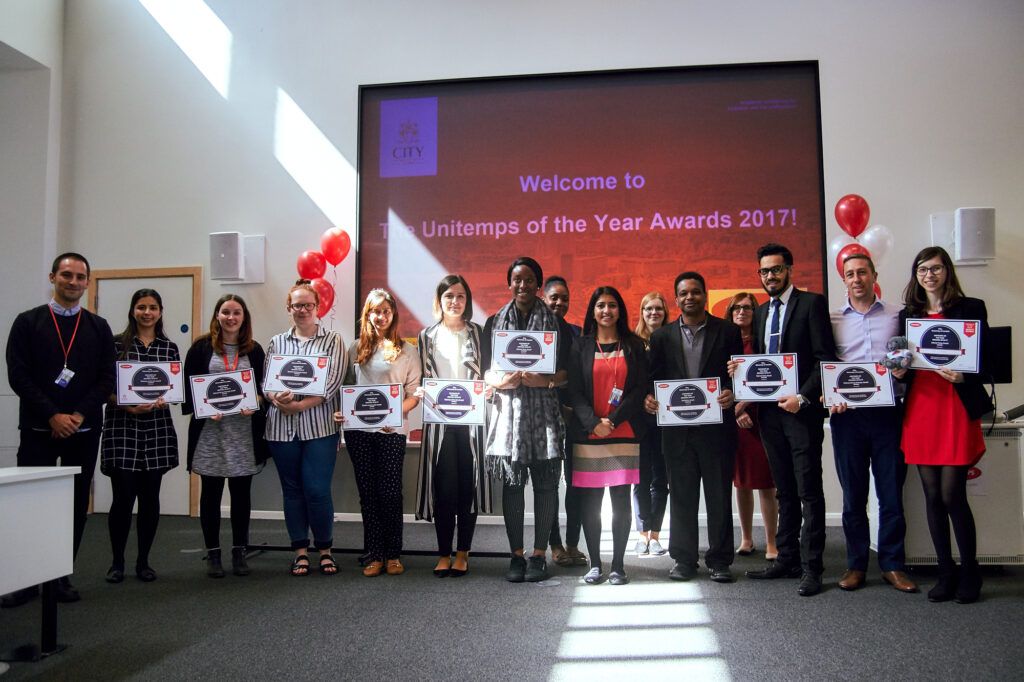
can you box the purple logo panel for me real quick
[380,97,437,178]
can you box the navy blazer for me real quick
[648,314,743,456]
[899,296,994,421]
[566,335,650,443]
[753,287,836,418]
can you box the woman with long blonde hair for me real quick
[336,289,421,577]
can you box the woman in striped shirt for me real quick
[264,281,346,577]
[101,288,180,584]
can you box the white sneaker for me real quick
[635,538,650,556]
[648,539,667,556]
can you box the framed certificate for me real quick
[491,330,557,373]
[653,378,723,426]
[732,353,799,402]
[906,318,981,373]
[340,384,404,430]
[421,379,487,425]
[263,354,331,396]
[820,362,895,408]
[189,370,259,418]
[116,361,185,405]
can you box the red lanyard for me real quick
[222,350,240,371]
[596,340,621,387]
[49,307,82,369]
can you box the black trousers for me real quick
[17,428,101,562]
[758,405,826,576]
[199,475,252,550]
[433,427,477,555]
[666,439,735,569]
[549,450,583,548]
[108,468,165,568]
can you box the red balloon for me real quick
[310,278,334,318]
[836,242,871,277]
[297,250,327,280]
[834,194,870,238]
[873,283,882,299]
[320,228,351,266]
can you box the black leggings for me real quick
[199,475,252,550]
[549,454,583,548]
[108,469,165,568]
[434,428,478,555]
[918,464,976,565]
[580,484,632,573]
[502,462,559,553]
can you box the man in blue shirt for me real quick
[829,253,916,593]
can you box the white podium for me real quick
[0,466,80,660]
[869,424,1024,565]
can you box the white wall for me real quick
[5,0,1023,512]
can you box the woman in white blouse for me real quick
[264,281,346,577]
[336,289,421,577]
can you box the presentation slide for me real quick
[359,63,826,337]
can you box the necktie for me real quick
[768,298,782,354]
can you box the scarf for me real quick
[485,298,565,484]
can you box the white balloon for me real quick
[859,224,894,264]
[829,233,857,262]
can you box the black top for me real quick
[6,304,115,430]
[182,336,270,471]
[566,335,650,443]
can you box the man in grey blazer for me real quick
[645,272,743,583]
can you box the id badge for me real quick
[55,367,75,388]
[608,386,623,406]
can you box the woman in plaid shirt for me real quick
[101,289,180,584]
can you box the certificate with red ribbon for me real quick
[653,377,723,426]
[906,319,981,373]
[731,353,799,402]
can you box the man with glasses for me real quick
[3,253,115,607]
[829,254,917,594]
[737,243,835,596]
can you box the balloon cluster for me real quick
[295,227,351,319]
[829,194,894,298]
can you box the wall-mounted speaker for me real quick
[954,207,995,263]
[210,231,243,280]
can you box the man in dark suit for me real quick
[645,272,743,583]
[735,243,836,596]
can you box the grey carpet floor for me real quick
[1,515,1022,681]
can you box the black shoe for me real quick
[505,555,527,583]
[1,586,39,608]
[106,565,125,584]
[55,576,81,603]
[231,547,251,577]
[928,563,958,602]
[746,561,802,579]
[524,555,549,582]
[356,552,371,567]
[668,562,697,581]
[954,560,982,604]
[135,564,157,582]
[797,573,822,597]
[206,549,226,578]
[709,566,734,583]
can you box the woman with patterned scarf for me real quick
[482,257,569,583]
[415,274,492,577]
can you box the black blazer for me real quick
[753,287,836,418]
[566,335,650,443]
[648,314,743,455]
[899,296,994,421]
[182,337,270,471]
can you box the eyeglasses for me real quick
[916,264,945,276]
[757,265,788,278]
[642,306,665,314]
[289,303,316,312]
[732,305,755,313]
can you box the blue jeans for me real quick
[270,434,339,550]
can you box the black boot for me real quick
[206,549,225,578]
[231,547,250,576]
[955,559,982,604]
[927,561,957,602]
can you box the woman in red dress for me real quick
[726,292,778,560]
[895,246,992,604]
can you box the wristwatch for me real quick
[547,380,555,390]
[797,394,808,408]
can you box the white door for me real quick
[92,276,195,515]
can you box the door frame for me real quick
[87,266,204,516]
